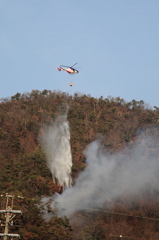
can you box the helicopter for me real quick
[56,63,79,74]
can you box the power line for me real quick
[84,207,159,222]
[107,233,144,239]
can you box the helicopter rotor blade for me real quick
[60,63,79,68]
[71,63,77,67]
[60,65,70,68]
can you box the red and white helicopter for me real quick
[56,63,79,74]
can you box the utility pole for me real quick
[0,193,22,240]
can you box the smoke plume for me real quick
[41,112,159,219]
[52,129,159,218]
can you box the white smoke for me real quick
[41,112,72,188]
[52,130,159,218]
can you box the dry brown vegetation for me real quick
[0,90,159,239]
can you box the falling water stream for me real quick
[41,113,72,188]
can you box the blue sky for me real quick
[1,0,159,108]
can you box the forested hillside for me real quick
[0,90,159,239]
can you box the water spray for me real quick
[41,111,72,190]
